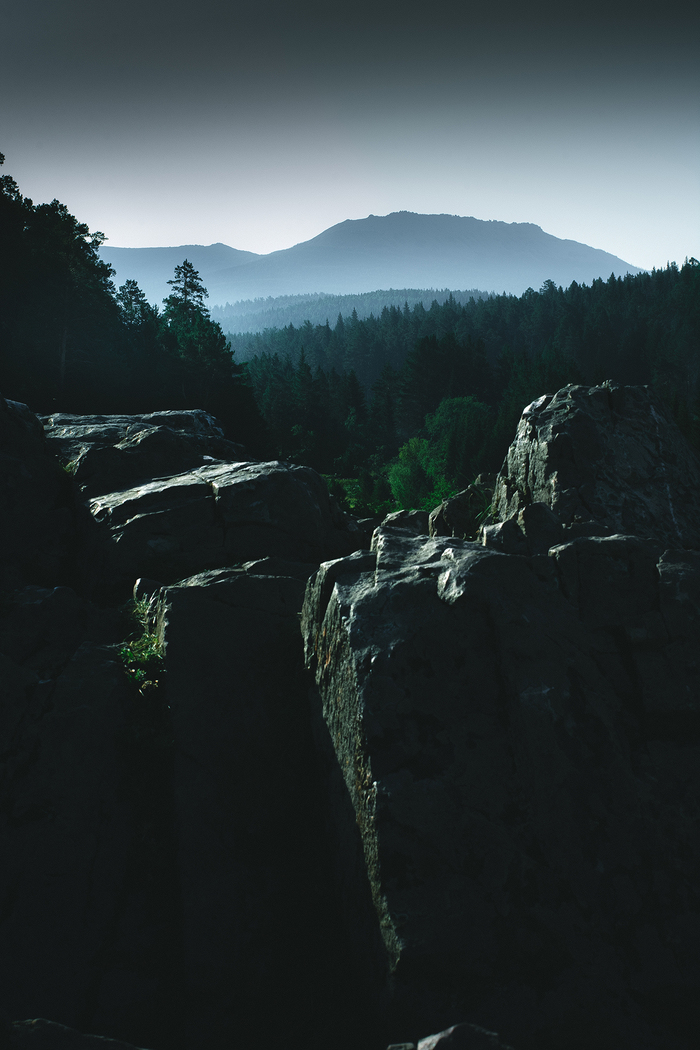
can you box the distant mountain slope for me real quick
[101,213,644,307]
[100,242,260,305]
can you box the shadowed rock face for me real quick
[1,400,378,1050]
[0,399,79,591]
[302,384,700,1050]
[6,1018,151,1048]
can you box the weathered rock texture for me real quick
[488,383,700,549]
[302,385,700,1050]
[41,410,248,497]
[416,1022,515,1050]
[35,411,360,599]
[428,475,496,541]
[1,400,378,1050]
[86,458,357,594]
[4,384,700,1050]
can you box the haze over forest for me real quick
[100,212,644,312]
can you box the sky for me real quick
[1,0,698,270]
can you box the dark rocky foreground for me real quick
[1,384,699,1050]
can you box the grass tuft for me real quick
[120,597,164,696]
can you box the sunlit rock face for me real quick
[488,382,700,551]
[41,409,249,498]
[302,384,700,1050]
[39,410,359,598]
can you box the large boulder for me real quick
[87,459,359,596]
[303,530,700,1050]
[41,410,249,498]
[486,383,700,550]
[301,385,700,1050]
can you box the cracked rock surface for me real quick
[488,383,700,550]
[302,383,700,1050]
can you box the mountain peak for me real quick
[101,212,643,306]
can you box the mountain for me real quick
[99,242,260,306]
[100,212,644,307]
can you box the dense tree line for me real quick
[2,155,697,514]
[233,268,700,405]
[242,263,700,511]
[0,155,264,447]
[212,287,489,337]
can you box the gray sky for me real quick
[1,0,698,269]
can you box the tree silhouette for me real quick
[163,259,208,315]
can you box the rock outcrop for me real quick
[485,383,700,550]
[1,403,377,1050]
[3,384,700,1050]
[428,475,496,541]
[41,409,248,498]
[86,458,358,596]
[302,384,700,1050]
[34,411,360,599]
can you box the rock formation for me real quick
[1,405,371,1050]
[302,384,700,1050]
[2,383,699,1050]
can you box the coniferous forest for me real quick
[2,155,698,517]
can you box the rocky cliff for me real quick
[1,384,699,1050]
[302,383,700,1050]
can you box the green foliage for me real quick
[387,438,441,511]
[120,598,164,697]
[388,396,494,511]
[424,396,494,489]
[164,259,209,314]
[326,473,395,518]
[0,158,268,453]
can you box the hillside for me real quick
[100,212,643,307]
[99,242,260,305]
[210,287,490,335]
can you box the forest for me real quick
[211,287,490,337]
[1,154,698,517]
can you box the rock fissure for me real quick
[3,385,700,1050]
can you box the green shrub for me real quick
[120,597,164,697]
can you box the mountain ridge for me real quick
[100,211,644,307]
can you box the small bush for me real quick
[120,597,164,697]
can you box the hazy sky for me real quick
[1,0,698,269]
